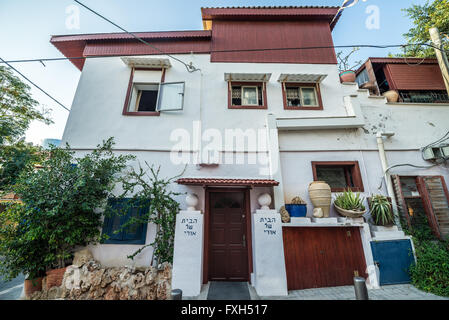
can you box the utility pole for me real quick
[430,27,449,95]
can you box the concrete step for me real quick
[372,231,406,239]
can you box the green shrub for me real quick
[0,138,133,279]
[409,240,449,297]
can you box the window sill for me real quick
[229,105,267,110]
[284,106,323,110]
[123,111,160,116]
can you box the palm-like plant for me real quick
[334,189,366,212]
[370,194,394,226]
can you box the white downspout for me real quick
[376,132,401,228]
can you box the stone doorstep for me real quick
[370,225,399,232]
[371,231,406,239]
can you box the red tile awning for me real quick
[176,178,279,187]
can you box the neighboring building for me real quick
[51,6,449,296]
[42,138,61,149]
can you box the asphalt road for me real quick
[0,273,25,300]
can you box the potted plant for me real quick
[369,194,395,226]
[337,47,362,83]
[285,196,307,217]
[333,189,367,218]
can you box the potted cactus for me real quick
[285,196,307,217]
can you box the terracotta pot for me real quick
[308,181,332,217]
[24,277,43,297]
[334,204,367,218]
[382,90,399,103]
[339,70,356,83]
[46,267,67,289]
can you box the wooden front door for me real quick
[283,227,367,290]
[208,191,248,281]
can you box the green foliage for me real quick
[402,0,449,57]
[0,138,132,279]
[0,203,48,280]
[369,194,394,226]
[334,189,366,211]
[0,66,52,144]
[409,239,449,297]
[113,163,185,265]
[0,140,44,190]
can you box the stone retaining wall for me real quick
[28,260,172,300]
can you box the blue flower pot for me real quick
[285,204,307,217]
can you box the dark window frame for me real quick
[311,161,364,192]
[102,198,148,245]
[227,81,268,110]
[122,67,166,117]
[282,82,323,110]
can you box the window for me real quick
[101,198,148,244]
[312,161,364,192]
[282,83,323,110]
[228,82,267,109]
[123,68,185,116]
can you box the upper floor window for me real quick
[123,68,185,116]
[225,73,271,110]
[278,73,326,110]
[282,83,323,110]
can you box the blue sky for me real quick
[0,0,427,144]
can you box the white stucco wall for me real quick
[62,52,449,276]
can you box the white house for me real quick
[51,6,449,297]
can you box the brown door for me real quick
[208,191,248,281]
[283,227,367,290]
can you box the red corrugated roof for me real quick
[356,57,439,75]
[176,178,279,186]
[50,30,211,42]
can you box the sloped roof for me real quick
[176,178,279,187]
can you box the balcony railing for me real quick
[399,91,449,104]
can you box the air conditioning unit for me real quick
[422,147,436,160]
[442,146,449,158]
[422,145,449,160]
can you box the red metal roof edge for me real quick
[356,57,439,75]
[176,178,279,186]
[50,30,211,43]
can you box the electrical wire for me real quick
[1,43,448,66]
[0,56,70,112]
[73,0,199,73]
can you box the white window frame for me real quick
[300,87,319,107]
[241,86,260,106]
[156,81,185,112]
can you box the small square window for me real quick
[128,84,159,112]
[312,161,364,192]
[229,82,265,108]
[284,84,322,109]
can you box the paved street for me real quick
[258,284,449,300]
[0,274,24,300]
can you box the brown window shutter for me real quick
[418,176,449,239]
[391,175,412,228]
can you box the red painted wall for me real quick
[211,20,337,64]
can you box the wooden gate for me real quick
[282,227,367,290]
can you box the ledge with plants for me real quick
[333,189,367,218]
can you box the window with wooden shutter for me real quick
[417,176,449,239]
[391,175,449,239]
[102,198,148,244]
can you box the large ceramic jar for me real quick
[308,181,332,217]
[382,90,399,103]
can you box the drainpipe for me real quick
[376,132,401,228]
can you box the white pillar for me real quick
[171,211,203,297]
[252,210,288,296]
[266,113,285,210]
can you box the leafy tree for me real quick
[0,66,52,144]
[0,138,133,279]
[0,140,44,190]
[111,163,185,265]
[402,0,449,57]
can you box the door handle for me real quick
[242,234,246,248]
